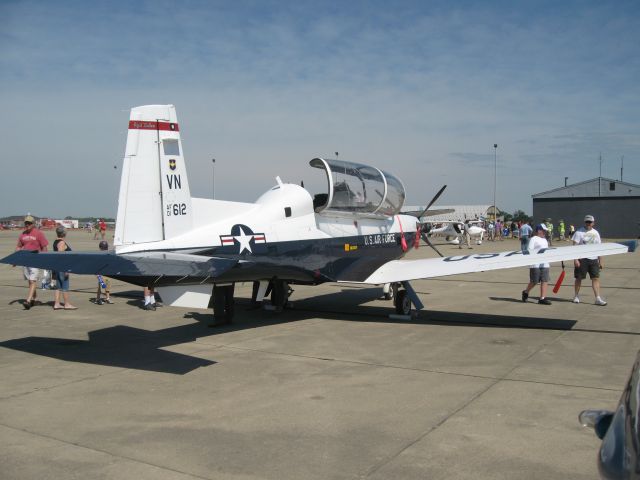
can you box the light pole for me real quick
[493,144,498,221]
[212,158,216,199]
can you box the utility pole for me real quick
[493,144,498,221]
[599,153,602,197]
[212,158,216,199]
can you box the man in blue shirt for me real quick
[519,221,533,252]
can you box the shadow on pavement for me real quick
[2,287,583,374]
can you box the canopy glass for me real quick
[309,158,406,216]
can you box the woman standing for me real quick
[52,226,77,310]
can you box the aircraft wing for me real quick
[404,208,456,218]
[0,250,238,278]
[362,243,629,284]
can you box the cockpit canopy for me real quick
[310,158,406,217]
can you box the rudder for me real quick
[114,105,193,247]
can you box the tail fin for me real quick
[114,105,193,247]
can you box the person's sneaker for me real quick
[104,298,114,304]
[144,303,156,311]
[595,297,607,306]
[521,290,529,302]
[538,298,552,305]
[572,296,580,304]
[96,299,104,305]
[23,300,31,310]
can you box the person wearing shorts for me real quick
[95,240,114,305]
[521,224,552,305]
[572,214,607,305]
[52,226,77,310]
[15,215,49,309]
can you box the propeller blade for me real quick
[418,184,447,219]
[421,231,444,257]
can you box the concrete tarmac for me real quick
[1,229,638,479]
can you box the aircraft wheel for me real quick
[395,289,412,315]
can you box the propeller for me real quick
[414,185,448,257]
[417,184,447,220]
[421,228,444,257]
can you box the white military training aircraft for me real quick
[426,221,486,246]
[2,105,629,322]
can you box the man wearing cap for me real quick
[15,215,49,309]
[521,224,552,305]
[571,214,606,306]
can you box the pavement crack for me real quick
[0,423,212,480]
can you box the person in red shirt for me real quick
[15,215,49,309]
[99,219,107,240]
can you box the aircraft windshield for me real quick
[309,158,406,216]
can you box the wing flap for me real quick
[363,243,629,284]
[1,250,238,278]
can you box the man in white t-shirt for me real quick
[521,224,551,305]
[571,214,606,305]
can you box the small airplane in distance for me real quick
[426,220,486,247]
[2,105,629,323]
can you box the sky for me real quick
[1,0,639,218]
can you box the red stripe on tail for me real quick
[128,121,179,131]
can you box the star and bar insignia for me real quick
[220,224,266,254]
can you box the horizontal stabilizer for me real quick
[1,251,238,278]
[363,243,629,284]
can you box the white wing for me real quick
[363,243,628,284]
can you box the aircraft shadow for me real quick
[290,287,578,331]
[0,321,216,375]
[490,296,577,304]
[2,287,578,374]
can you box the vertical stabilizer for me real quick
[114,105,193,247]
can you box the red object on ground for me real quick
[553,269,566,294]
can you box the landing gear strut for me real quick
[250,279,292,312]
[211,283,235,325]
[382,282,399,301]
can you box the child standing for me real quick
[95,240,113,305]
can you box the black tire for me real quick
[395,289,412,315]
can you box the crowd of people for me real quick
[13,215,157,311]
[485,218,576,244]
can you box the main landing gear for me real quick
[251,279,292,312]
[383,282,423,317]
[211,283,235,326]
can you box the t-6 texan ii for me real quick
[2,105,629,322]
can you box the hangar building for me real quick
[532,177,640,238]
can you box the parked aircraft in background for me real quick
[426,221,486,245]
[2,105,629,322]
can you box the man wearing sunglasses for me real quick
[571,214,606,305]
[15,215,49,309]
